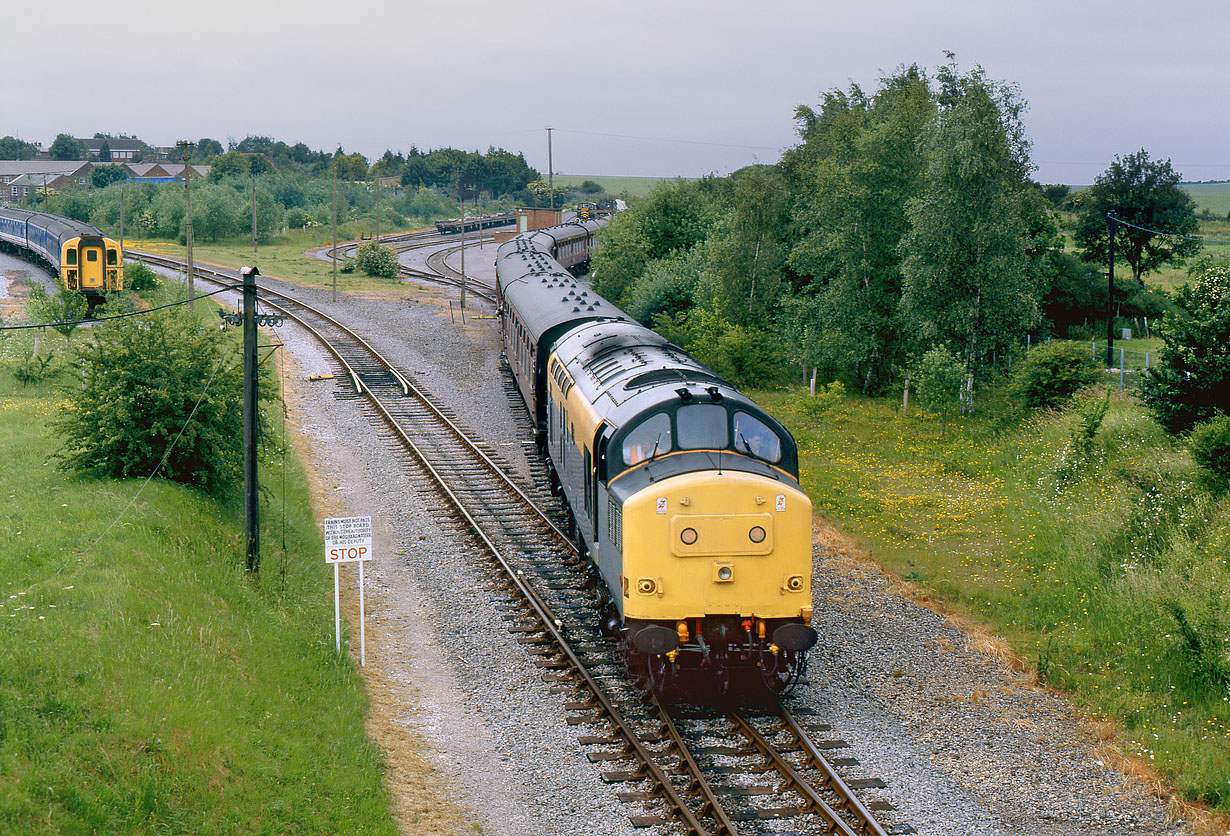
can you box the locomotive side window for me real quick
[622,413,672,465]
[677,404,729,450]
[732,411,782,463]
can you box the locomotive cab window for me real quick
[66,250,77,265]
[677,404,729,450]
[622,412,672,465]
[732,411,782,463]
[107,249,117,265]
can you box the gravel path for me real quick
[236,265,1192,836]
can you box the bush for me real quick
[912,344,965,432]
[1010,341,1100,411]
[355,241,399,278]
[1190,415,1230,491]
[798,381,846,417]
[284,207,309,229]
[52,306,273,495]
[123,262,161,293]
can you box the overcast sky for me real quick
[9,0,1228,185]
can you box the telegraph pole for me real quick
[251,169,257,258]
[458,173,466,310]
[332,162,338,302]
[119,182,125,259]
[1107,214,1116,367]
[374,174,380,243]
[177,141,196,311]
[546,126,554,210]
[241,266,260,571]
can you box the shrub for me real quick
[912,344,965,432]
[284,207,308,229]
[12,351,55,387]
[123,262,161,293]
[355,241,399,278]
[1189,415,1230,491]
[1010,341,1100,411]
[798,381,846,417]
[52,306,273,495]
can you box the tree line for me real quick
[592,59,1207,406]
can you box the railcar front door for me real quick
[78,244,104,292]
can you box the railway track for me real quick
[326,228,498,303]
[125,255,905,835]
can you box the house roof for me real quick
[0,161,90,178]
[80,137,144,152]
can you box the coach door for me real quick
[78,242,105,291]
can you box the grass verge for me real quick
[0,320,399,833]
[125,229,422,295]
[756,385,1230,820]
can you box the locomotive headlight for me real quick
[786,574,805,591]
[713,563,734,582]
[748,526,766,544]
[680,527,698,545]
[717,566,732,581]
[636,578,657,594]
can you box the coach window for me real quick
[732,411,782,463]
[677,404,729,451]
[86,250,98,262]
[622,412,672,465]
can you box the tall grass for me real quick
[0,325,398,833]
[758,385,1230,813]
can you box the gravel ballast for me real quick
[227,261,1191,836]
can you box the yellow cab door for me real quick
[79,243,104,291]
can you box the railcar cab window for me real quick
[677,404,728,450]
[622,412,672,465]
[732,411,782,463]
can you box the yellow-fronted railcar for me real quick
[0,207,123,300]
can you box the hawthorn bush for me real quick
[355,241,399,278]
[53,306,273,495]
[1009,341,1100,411]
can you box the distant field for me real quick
[1179,182,1230,215]
[1070,182,1230,215]
[555,174,684,198]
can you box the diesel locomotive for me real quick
[0,208,124,300]
[497,218,817,691]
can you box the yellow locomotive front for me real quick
[617,469,816,689]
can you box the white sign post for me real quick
[324,516,373,666]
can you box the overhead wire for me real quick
[1108,214,1230,246]
[0,284,239,332]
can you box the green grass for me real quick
[127,229,424,294]
[757,385,1230,813]
[0,317,398,833]
[1180,183,1230,216]
[555,174,686,198]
